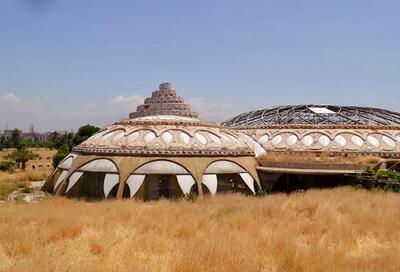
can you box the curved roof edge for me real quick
[222,104,400,127]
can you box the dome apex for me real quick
[129,82,198,119]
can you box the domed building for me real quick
[223,105,400,157]
[43,83,400,199]
[43,83,260,200]
[223,105,400,192]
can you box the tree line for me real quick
[0,124,100,171]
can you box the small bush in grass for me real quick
[256,189,269,197]
[5,149,39,171]
[357,168,400,192]
[0,160,16,172]
[21,187,32,194]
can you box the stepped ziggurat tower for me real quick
[129,82,198,119]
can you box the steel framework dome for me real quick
[222,105,400,127]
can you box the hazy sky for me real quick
[1,0,399,132]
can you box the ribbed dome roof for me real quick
[73,115,254,157]
[222,105,400,127]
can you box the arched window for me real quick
[202,160,256,195]
[65,159,120,200]
[43,154,76,193]
[126,160,196,201]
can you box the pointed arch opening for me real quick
[42,154,77,193]
[202,160,256,195]
[127,160,196,201]
[64,159,122,200]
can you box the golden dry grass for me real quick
[0,188,399,271]
[259,152,382,165]
[0,169,51,199]
[0,148,55,199]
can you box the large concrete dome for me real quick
[75,115,253,157]
[43,83,260,201]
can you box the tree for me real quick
[47,131,74,150]
[72,124,100,146]
[51,124,100,168]
[52,144,70,168]
[6,148,39,171]
[0,136,4,151]
[9,129,22,149]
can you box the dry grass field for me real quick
[0,148,55,199]
[0,169,50,199]
[0,148,56,170]
[0,187,399,271]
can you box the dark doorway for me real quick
[270,173,350,193]
[66,172,108,200]
[83,172,106,199]
[143,174,184,201]
[216,174,253,195]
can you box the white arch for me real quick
[202,174,218,195]
[65,171,84,193]
[239,173,256,194]
[204,160,246,174]
[104,174,120,197]
[126,175,146,198]
[63,159,120,198]
[78,159,118,173]
[54,170,68,190]
[134,160,189,175]
[176,175,196,195]
[127,160,195,198]
[65,171,120,198]
[202,160,256,195]
[58,154,77,170]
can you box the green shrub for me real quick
[185,192,198,202]
[0,160,17,172]
[52,145,70,168]
[356,168,400,192]
[256,189,269,197]
[366,166,374,174]
[21,187,32,194]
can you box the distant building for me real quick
[2,130,15,139]
[0,128,52,142]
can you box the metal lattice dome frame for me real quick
[222,105,400,126]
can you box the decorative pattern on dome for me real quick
[72,83,400,158]
[129,83,198,119]
[74,117,253,157]
[245,128,400,155]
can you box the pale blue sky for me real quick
[0,0,399,131]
